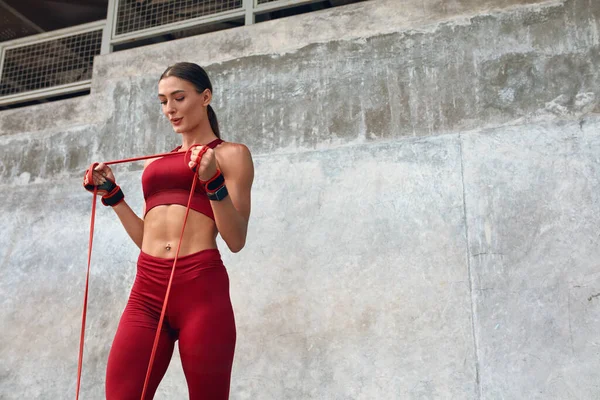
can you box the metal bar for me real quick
[244,0,255,25]
[111,9,245,44]
[0,80,92,106]
[101,0,118,55]
[0,45,5,87]
[111,0,120,48]
[253,0,321,14]
[1,21,106,50]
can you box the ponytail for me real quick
[207,104,220,139]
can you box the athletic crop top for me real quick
[142,139,224,219]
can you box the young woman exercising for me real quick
[83,62,254,399]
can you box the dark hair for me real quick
[160,62,221,139]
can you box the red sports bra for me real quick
[142,139,223,219]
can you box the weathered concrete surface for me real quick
[232,137,475,399]
[462,119,600,399]
[1,0,599,398]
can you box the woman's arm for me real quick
[213,144,254,252]
[111,201,144,249]
[194,143,254,253]
[86,162,145,249]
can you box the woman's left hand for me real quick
[189,145,218,181]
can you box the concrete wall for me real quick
[1,0,599,398]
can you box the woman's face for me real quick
[158,76,210,134]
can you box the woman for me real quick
[83,62,254,399]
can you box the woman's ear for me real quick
[202,89,212,106]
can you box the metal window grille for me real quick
[1,0,358,107]
[0,27,102,100]
[115,0,243,36]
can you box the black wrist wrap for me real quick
[205,172,225,192]
[101,186,125,207]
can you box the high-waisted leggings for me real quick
[105,249,236,399]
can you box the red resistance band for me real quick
[77,145,205,400]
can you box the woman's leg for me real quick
[105,292,176,399]
[174,266,236,400]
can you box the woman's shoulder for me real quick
[216,141,251,158]
[215,141,254,177]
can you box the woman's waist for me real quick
[138,246,222,265]
[141,233,218,259]
[135,247,225,281]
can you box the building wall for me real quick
[0,0,599,398]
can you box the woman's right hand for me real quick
[83,162,117,196]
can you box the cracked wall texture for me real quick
[0,0,599,398]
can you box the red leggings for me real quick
[105,249,236,399]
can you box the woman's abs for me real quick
[142,204,218,258]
